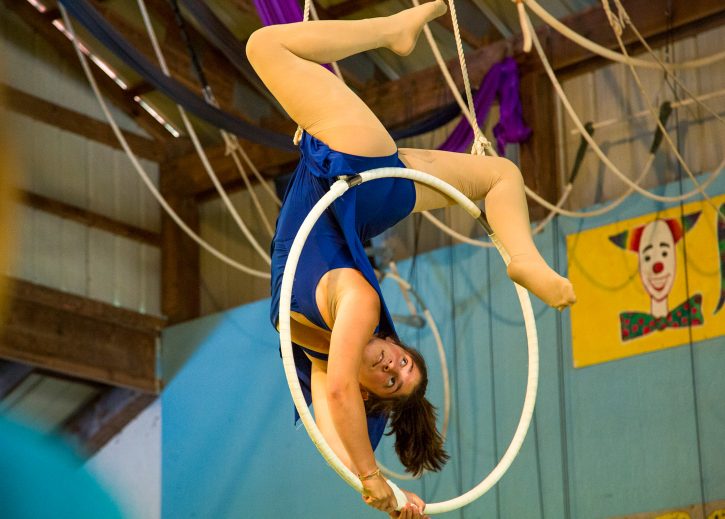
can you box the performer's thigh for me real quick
[246,28,395,157]
[398,148,518,212]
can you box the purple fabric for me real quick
[439,57,531,154]
[253,0,303,25]
[492,58,532,154]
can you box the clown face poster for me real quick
[567,194,725,368]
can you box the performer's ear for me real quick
[360,388,370,401]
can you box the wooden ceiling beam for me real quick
[431,10,485,48]
[62,386,156,456]
[19,190,161,246]
[87,0,277,128]
[1,83,165,162]
[0,278,165,393]
[3,0,172,143]
[162,138,297,197]
[322,0,482,48]
[361,0,725,130]
[324,0,380,19]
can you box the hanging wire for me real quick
[666,22,708,519]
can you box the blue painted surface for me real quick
[162,174,724,519]
[0,416,123,519]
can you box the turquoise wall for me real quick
[161,174,724,518]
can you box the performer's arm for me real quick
[309,358,354,470]
[324,278,397,513]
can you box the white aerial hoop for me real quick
[278,167,540,514]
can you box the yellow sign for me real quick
[567,195,725,368]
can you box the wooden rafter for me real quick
[161,137,297,197]
[323,0,481,47]
[87,0,288,128]
[3,0,172,143]
[1,83,165,162]
[19,190,161,246]
[0,278,165,393]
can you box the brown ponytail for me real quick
[364,338,449,476]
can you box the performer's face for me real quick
[359,336,421,397]
[638,220,676,302]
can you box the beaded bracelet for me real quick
[358,468,382,482]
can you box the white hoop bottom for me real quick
[278,167,539,514]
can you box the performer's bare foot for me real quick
[507,256,577,310]
[386,0,448,56]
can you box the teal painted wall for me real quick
[161,175,724,518]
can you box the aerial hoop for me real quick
[278,167,539,514]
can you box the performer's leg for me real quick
[399,148,576,310]
[246,1,447,157]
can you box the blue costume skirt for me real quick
[270,132,416,449]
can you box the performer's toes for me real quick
[388,0,448,56]
[506,257,577,309]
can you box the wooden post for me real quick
[160,163,200,324]
[518,68,560,222]
[0,278,164,392]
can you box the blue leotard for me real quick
[270,132,416,449]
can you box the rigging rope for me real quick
[59,5,270,279]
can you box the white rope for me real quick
[409,0,605,242]
[609,0,725,126]
[294,0,346,144]
[279,167,538,514]
[137,0,273,262]
[219,132,275,237]
[569,88,725,135]
[599,0,719,215]
[388,262,418,317]
[514,0,532,52]
[523,0,725,70]
[412,0,492,152]
[524,154,722,218]
[419,9,479,131]
[230,141,283,207]
[376,270,451,481]
[524,10,723,205]
[59,6,270,279]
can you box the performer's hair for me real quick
[364,335,449,476]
